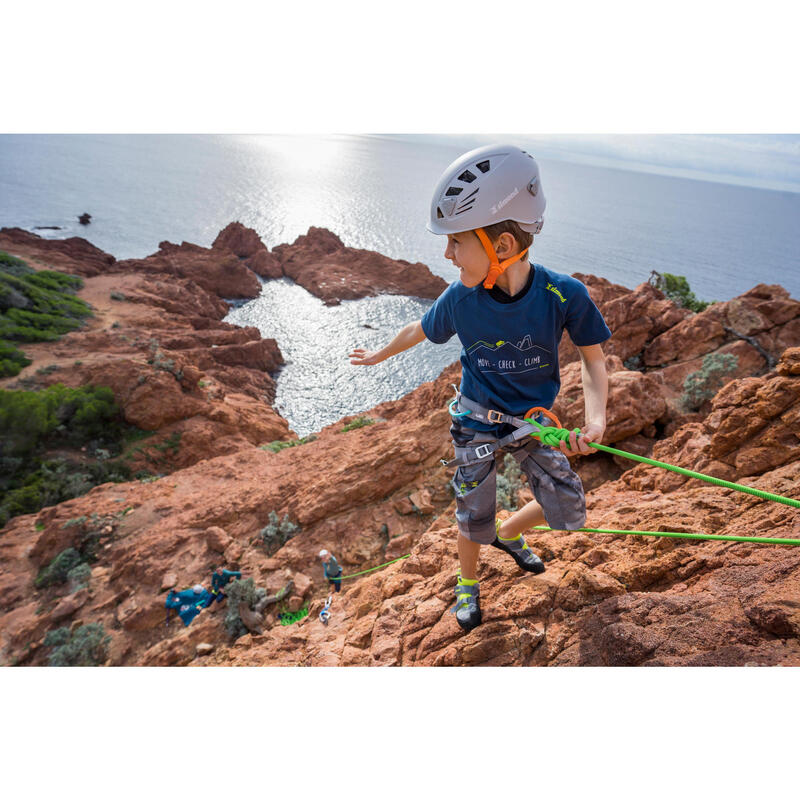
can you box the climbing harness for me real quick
[319,594,333,625]
[442,386,560,468]
[443,389,800,544]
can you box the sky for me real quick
[390,134,800,195]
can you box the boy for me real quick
[319,549,343,592]
[350,144,610,632]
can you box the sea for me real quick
[1,134,798,436]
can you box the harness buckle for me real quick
[486,409,504,424]
[473,443,495,460]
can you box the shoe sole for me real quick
[490,538,546,574]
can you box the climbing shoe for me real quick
[491,521,545,574]
[450,578,482,633]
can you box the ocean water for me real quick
[1,134,798,435]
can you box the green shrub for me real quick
[0,251,33,277]
[681,352,739,411]
[261,434,316,452]
[259,511,299,554]
[0,384,121,457]
[496,453,524,511]
[44,622,110,666]
[649,271,713,313]
[67,562,92,591]
[339,415,374,433]
[0,341,32,377]
[35,547,83,588]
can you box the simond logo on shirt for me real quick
[546,282,567,303]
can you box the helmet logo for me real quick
[490,187,518,216]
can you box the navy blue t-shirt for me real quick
[421,264,611,431]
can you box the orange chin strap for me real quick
[475,227,529,290]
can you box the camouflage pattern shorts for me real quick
[450,419,586,544]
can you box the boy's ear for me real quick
[493,231,519,258]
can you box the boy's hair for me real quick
[481,220,533,254]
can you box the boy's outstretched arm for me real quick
[349,320,427,365]
[558,343,608,457]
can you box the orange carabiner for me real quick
[524,406,562,429]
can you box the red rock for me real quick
[117,594,166,631]
[118,241,261,300]
[205,526,232,553]
[393,497,415,516]
[272,226,447,305]
[161,572,178,591]
[0,227,115,276]
[50,588,90,622]
[777,347,800,376]
[212,222,266,259]
[409,489,435,514]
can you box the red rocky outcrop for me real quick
[272,227,448,305]
[0,227,116,276]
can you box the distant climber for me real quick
[165,583,213,627]
[210,566,241,605]
[319,549,343,592]
[78,213,92,225]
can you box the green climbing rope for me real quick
[338,554,411,580]
[525,418,800,509]
[532,526,800,546]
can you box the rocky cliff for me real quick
[0,226,798,667]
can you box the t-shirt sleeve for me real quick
[564,280,612,346]
[420,285,457,344]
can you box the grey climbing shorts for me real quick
[450,419,586,545]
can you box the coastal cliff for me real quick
[0,225,798,666]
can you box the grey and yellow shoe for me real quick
[491,520,545,574]
[450,577,482,633]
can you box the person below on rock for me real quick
[319,549,343,593]
[210,566,242,605]
[165,583,214,627]
[349,144,610,634]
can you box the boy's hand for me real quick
[349,348,382,366]
[557,422,605,457]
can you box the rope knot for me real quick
[524,418,579,447]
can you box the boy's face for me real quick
[444,231,490,288]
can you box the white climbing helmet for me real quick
[427,143,546,236]
[192,584,204,594]
[319,549,329,558]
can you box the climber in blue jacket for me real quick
[210,566,241,604]
[165,584,214,627]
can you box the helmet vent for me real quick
[445,186,463,196]
[476,160,490,173]
[437,207,444,219]
[458,169,477,183]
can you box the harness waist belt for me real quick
[442,387,545,468]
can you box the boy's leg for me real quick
[458,534,481,581]
[449,422,497,632]
[498,498,546,539]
